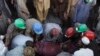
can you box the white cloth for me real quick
[12,34,33,48]
[73,48,94,56]
[0,39,8,56]
[57,51,72,56]
[44,23,62,35]
[6,46,24,56]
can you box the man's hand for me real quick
[11,0,17,5]
[5,34,10,47]
[64,12,69,21]
[11,0,14,4]
[5,42,9,47]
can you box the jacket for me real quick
[15,0,30,20]
[34,0,50,22]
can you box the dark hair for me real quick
[62,43,68,52]
[0,10,2,16]
[26,40,34,47]
[62,40,71,52]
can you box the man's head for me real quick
[65,27,75,38]
[77,36,90,48]
[26,41,34,47]
[62,43,68,52]
[84,30,95,41]
[76,24,88,33]
[24,46,35,56]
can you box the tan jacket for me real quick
[5,23,24,46]
[25,18,40,36]
[34,0,50,22]
[15,0,30,20]
[68,0,79,18]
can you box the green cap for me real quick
[76,24,88,32]
[14,18,26,29]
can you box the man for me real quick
[75,36,99,56]
[11,34,33,49]
[50,0,71,21]
[5,18,26,47]
[57,43,72,56]
[34,0,50,22]
[25,18,43,36]
[24,41,35,56]
[43,23,63,42]
[72,0,97,24]
[0,0,11,18]
[0,10,11,35]
[6,41,35,56]
[25,18,43,42]
[73,37,93,56]
[11,0,30,20]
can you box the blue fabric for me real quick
[73,0,92,24]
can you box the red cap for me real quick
[84,30,95,41]
[65,27,75,38]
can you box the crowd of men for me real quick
[0,0,100,56]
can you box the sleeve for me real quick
[6,24,14,35]
[25,29,31,36]
[5,24,14,46]
[25,21,31,36]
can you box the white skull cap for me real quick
[81,36,90,45]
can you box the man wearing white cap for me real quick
[43,23,63,42]
[25,18,43,42]
[73,48,94,56]
[73,36,94,56]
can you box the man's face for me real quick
[50,28,60,38]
